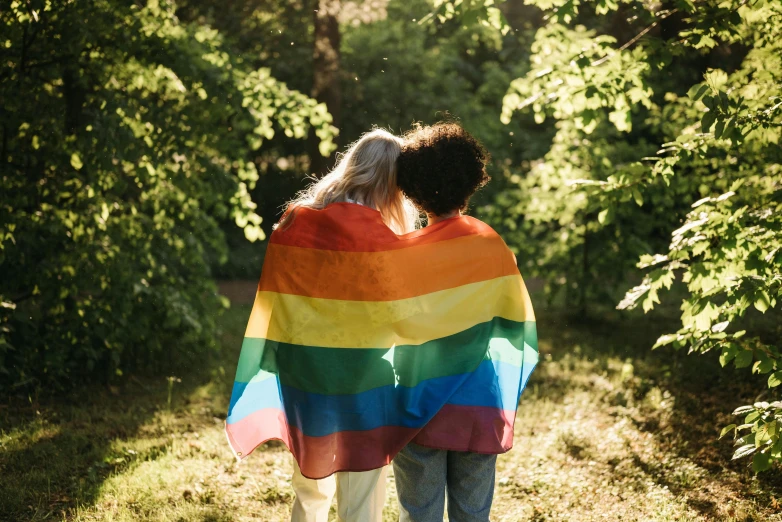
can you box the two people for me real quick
[225,123,538,522]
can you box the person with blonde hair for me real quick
[228,128,416,522]
[282,129,415,522]
[277,128,416,235]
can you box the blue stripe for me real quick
[517,360,537,402]
[227,377,284,423]
[227,359,525,436]
[445,359,523,411]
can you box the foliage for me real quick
[492,0,782,468]
[4,0,778,472]
[422,0,510,34]
[460,1,695,309]
[173,0,322,278]
[341,0,540,163]
[0,0,334,390]
[197,0,551,277]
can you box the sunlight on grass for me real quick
[1,307,780,521]
[1,415,62,452]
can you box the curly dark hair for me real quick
[396,122,490,217]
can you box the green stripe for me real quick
[487,321,538,366]
[233,318,537,395]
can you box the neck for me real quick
[426,210,460,226]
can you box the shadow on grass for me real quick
[0,304,252,522]
[3,299,780,521]
[534,308,782,520]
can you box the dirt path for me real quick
[218,280,258,305]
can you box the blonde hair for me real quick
[277,129,417,234]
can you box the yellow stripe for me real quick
[244,275,535,349]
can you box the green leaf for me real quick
[768,371,782,388]
[733,444,756,459]
[720,345,738,367]
[754,359,774,374]
[70,152,83,171]
[631,188,643,207]
[714,118,726,139]
[769,420,778,438]
[756,424,770,446]
[654,333,678,349]
[754,290,770,313]
[738,432,757,447]
[718,90,729,110]
[752,452,771,472]
[687,83,710,101]
[719,424,737,439]
[724,117,736,139]
[733,405,755,415]
[734,349,753,369]
[701,111,716,133]
[745,411,761,424]
[772,437,782,459]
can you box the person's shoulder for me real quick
[455,216,517,264]
[457,215,503,239]
[271,203,398,251]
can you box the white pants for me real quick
[290,461,387,522]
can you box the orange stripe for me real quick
[259,233,519,300]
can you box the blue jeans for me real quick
[393,443,497,522]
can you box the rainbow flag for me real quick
[225,203,538,479]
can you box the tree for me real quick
[310,0,342,174]
[190,0,548,277]
[446,0,781,469]
[0,0,335,390]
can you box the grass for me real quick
[1,304,781,521]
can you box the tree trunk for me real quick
[580,217,590,317]
[309,0,341,176]
[63,67,86,135]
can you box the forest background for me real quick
[1,0,781,520]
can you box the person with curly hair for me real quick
[393,122,505,522]
[396,122,491,222]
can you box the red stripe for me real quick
[225,405,515,478]
[225,408,418,479]
[225,408,292,456]
[288,424,418,479]
[271,203,498,252]
[411,404,515,454]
